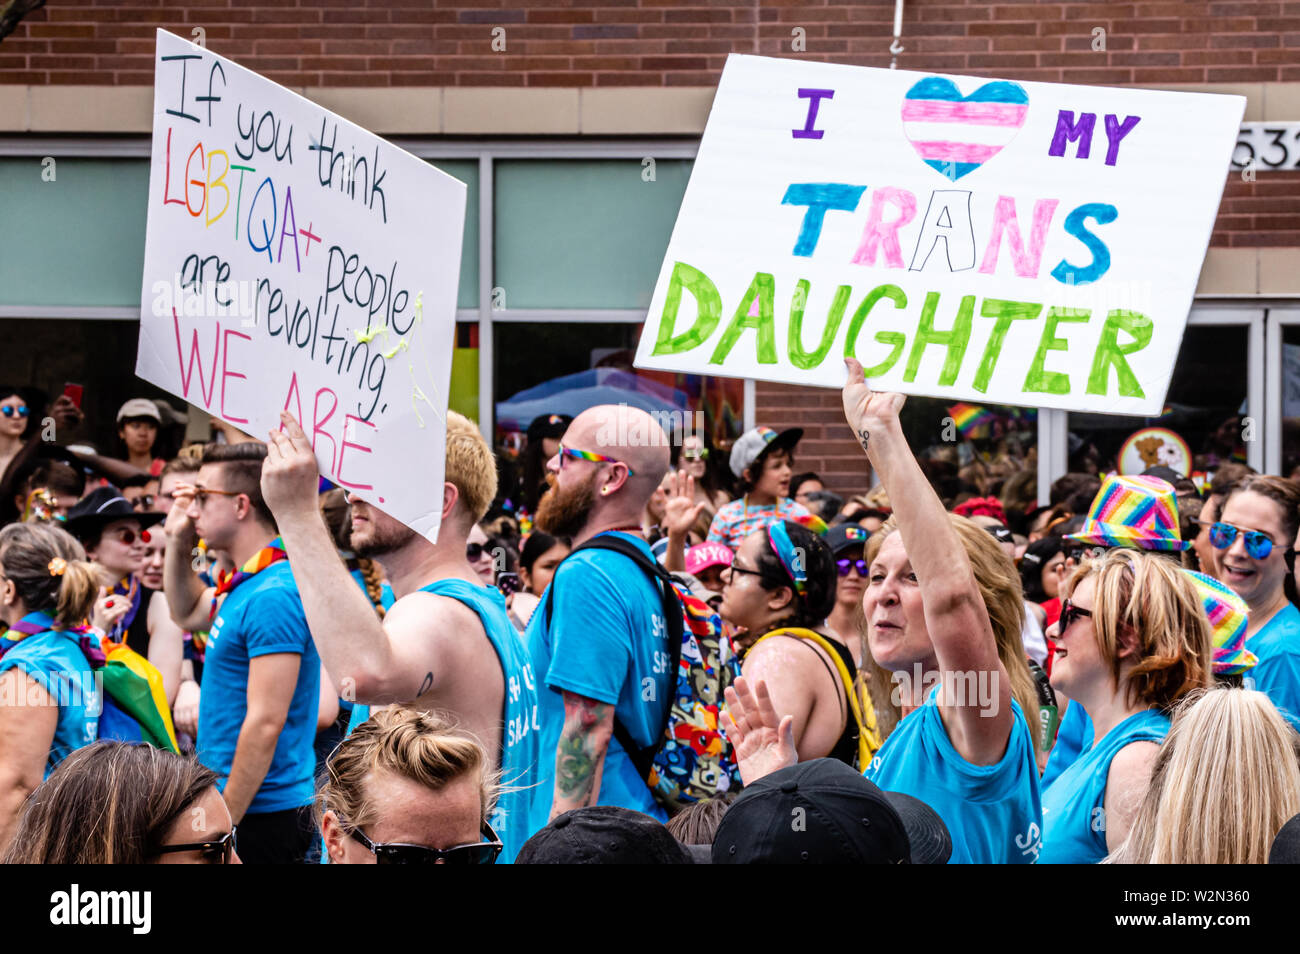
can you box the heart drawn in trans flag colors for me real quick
[901,77,1030,181]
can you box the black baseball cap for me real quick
[711,759,950,864]
[1269,812,1300,864]
[824,524,871,556]
[516,806,694,864]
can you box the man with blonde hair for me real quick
[261,410,538,863]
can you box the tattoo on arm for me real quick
[555,696,612,805]
[857,428,870,453]
[418,671,433,696]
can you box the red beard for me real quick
[535,473,597,538]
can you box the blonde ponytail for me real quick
[54,560,101,630]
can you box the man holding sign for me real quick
[260,410,540,865]
[634,55,1243,417]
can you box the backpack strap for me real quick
[750,627,881,768]
[542,533,684,782]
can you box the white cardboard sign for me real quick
[634,54,1244,416]
[136,30,465,541]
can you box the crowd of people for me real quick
[1,372,1298,865]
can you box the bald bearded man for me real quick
[524,405,676,830]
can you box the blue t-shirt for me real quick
[198,559,320,814]
[1040,698,1094,790]
[1244,603,1300,731]
[0,617,101,778]
[344,579,540,864]
[866,689,1043,864]
[524,532,672,834]
[1040,708,1168,864]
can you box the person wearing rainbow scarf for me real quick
[0,523,104,855]
[162,443,321,865]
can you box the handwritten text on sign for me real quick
[633,55,1244,416]
[136,30,465,542]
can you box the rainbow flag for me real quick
[947,402,996,439]
[97,638,180,753]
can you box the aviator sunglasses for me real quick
[1207,521,1290,560]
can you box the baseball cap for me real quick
[1269,812,1300,864]
[729,426,802,479]
[823,524,871,556]
[116,398,161,424]
[685,542,733,576]
[711,759,950,864]
[516,806,694,864]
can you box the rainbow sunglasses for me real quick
[558,443,636,476]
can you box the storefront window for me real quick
[493,159,693,309]
[897,397,1038,508]
[491,321,742,511]
[1066,326,1249,481]
[1280,325,1300,480]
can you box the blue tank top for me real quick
[1039,708,1168,864]
[866,688,1043,864]
[345,579,540,864]
[0,616,102,778]
[1040,699,1094,789]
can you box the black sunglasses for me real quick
[153,827,237,864]
[466,542,490,561]
[1059,598,1093,631]
[348,823,502,865]
[836,558,868,577]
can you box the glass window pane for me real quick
[493,159,693,310]
[1067,326,1249,478]
[0,158,149,308]
[896,397,1039,510]
[1280,325,1300,480]
[491,321,742,510]
[428,159,479,310]
[449,321,479,423]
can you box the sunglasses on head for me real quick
[154,827,237,864]
[1059,598,1093,631]
[1208,521,1286,560]
[347,823,502,865]
[836,558,868,577]
[1,405,29,418]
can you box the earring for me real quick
[602,486,610,494]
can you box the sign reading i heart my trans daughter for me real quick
[633,54,1245,416]
[136,29,465,543]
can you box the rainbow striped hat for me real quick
[1182,569,1256,676]
[1066,473,1189,552]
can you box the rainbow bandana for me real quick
[1067,474,1189,552]
[1182,569,1256,676]
[210,537,288,620]
[792,512,829,536]
[767,522,807,596]
[1,611,106,666]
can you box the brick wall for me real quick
[2,0,1297,87]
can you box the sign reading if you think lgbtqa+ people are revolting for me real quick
[634,54,1245,417]
[135,29,466,543]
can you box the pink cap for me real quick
[685,542,734,576]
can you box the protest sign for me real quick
[136,29,465,542]
[633,54,1244,416]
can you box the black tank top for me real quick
[124,589,152,657]
[759,630,861,768]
